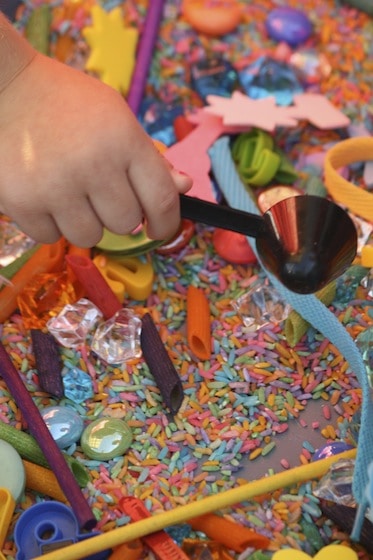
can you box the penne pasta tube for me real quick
[65,254,122,319]
[187,285,211,360]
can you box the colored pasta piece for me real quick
[187,285,211,360]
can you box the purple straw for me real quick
[0,342,96,531]
[126,0,166,116]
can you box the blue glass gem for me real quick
[312,441,355,462]
[139,101,183,147]
[190,56,239,102]
[239,56,304,106]
[62,365,94,404]
[165,524,192,546]
[265,7,313,47]
[41,405,84,449]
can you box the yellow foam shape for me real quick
[0,488,15,558]
[272,545,358,560]
[361,245,373,268]
[83,5,138,94]
[93,255,154,301]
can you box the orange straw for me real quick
[187,285,211,360]
[0,238,66,323]
[23,460,67,504]
[108,540,143,560]
[188,513,270,552]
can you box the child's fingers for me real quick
[7,210,61,244]
[53,198,104,248]
[128,146,192,240]
[170,168,193,193]
[88,177,144,239]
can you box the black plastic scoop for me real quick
[179,194,357,294]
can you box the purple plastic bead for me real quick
[265,8,313,47]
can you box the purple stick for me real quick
[0,342,96,531]
[126,0,166,116]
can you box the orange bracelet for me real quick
[324,137,373,223]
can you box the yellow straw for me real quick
[33,449,356,560]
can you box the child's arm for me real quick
[0,12,191,247]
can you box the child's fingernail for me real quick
[172,169,193,190]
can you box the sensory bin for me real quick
[1,1,373,559]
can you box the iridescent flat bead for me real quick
[41,405,84,449]
[81,417,133,460]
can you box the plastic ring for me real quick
[324,137,373,223]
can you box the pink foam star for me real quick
[204,91,299,132]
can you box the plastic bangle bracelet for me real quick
[324,137,373,223]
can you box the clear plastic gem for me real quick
[47,298,103,348]
[313,458,355,507]
[91,308,142,365]
[231,283,291,330]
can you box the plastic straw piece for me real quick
[187,286,211,360]
[126,0,166,116]
[0,343,95,530]
[0,244,40,282]
[65,254,122,319]
[23,460,67,503]
[34,449,356,560]
[188,513,270,552]
[0,238,66,323]
[30,329,64,398]
[284,281,336,347]
[140,313,184,414]
[0,487,15,552]
[108,540,143,560]
[0,420,89,488]
[119,496,190,560]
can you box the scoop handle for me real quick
[179,194,267,239]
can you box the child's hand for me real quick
[0,52,192,247]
